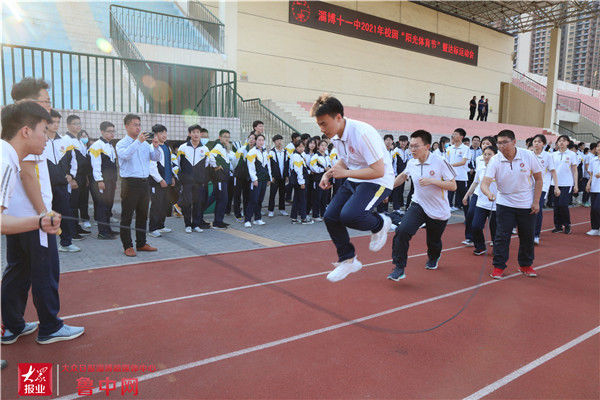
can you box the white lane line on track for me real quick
[463,326,600,400]
[59,221,591,321]
[55,249,600,400]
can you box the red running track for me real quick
[1,207,598,399]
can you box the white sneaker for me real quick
[420,223,426,229]
[159,228,172,233]
[193,227,203,233]
[185,227,192,234]
[390,223,397,232]
[82,221,91,229]
[268,211,274,217]
[110,217,119,223]
[534,236,540,245]
[326,257,363,282]
[253,220,265,225]
[279,210,289,216]
[148,230,162,238]
[586,229,600,236]
[461,239,474,246]
[450,207,458,212]
[244,221,252,228]
[58,244,80,253]
[512,228,517,234]
[313,217,323,222]
[369,214,392,252]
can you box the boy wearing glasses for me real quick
[388,130,457,281]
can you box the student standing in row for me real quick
[245,134,271,227]
[480,130,543,279]
[65,114,91,235]
[531,134,559,245]
[388,130,457,281]
[89,121,118,240]
[290,141,311,224]
[585,143,600,235]
[551,135,578,234]
[177,125,210,234]
[268,134,289,217]
[310,139,330,221]
[148,124,175,238]
[116,114,161,257]
[209,129,233,229]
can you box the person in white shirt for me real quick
[115,114,161,256]
[284,132,301,203]
[312,94,394,282]
[531,134,560,245]
[1,100,84,345]
[310,139,330,221]
[480,130,543,279]
[388,130,457,281]
[446,129,471,246]
[392,135,410,213]
[148,124,175,237]
[550,135,579,234]
[584,142,600,235]
[582,144,596,207]
[245,133,272,227]
[464,145,498,255]
[289,141,311,224]
[209,129,233,229]
[267,134,289,217]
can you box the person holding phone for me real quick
[115,114,161,257]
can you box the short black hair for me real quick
[410,129,432,145]
[483,145,498,154]
[532,134,547,145]
[66,114,80,125]
[300,133,311,142]
[252,120,264,129]
[525,137,534,147]
[1,100,51,141]
[590,142,597,151]
[497,130,515,141]
[472,135,481,140]
[188,124,202,133]
[454,128,467,138]
[255,133,265,141]
[272,134,283,142]
[200,128,208,133]
[50,109,62,119]
[321,134,329,140]
[124,113,140,126]
[100,121,115,132]
[383,134,394,141]
[556,134,570,144]
[462,137,470,143]
[567,142,576,150]
[151,124,167,134]
[219,129,230,137]
[291,132,300,140]
[398,135,408,142]
[310,94,344,118]
[480,135,496,146]
[11,77,50,101]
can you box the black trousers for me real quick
[493,204,535,270]
[120,178,150,250]
[590,193,600,229]
[213,180,228,224]
[392,202,448,269]
[225,176,235,214]
[181,183,206,228]
[149,185,168,232]
[91,179,116,236]
[2,231,63,336]
[553,186,572,228]
[233,177,250,219]
[268,177,286,211]
[51,184,73,247]
[471,206,496,252]
[291,185,307,221]
[469,107,476,120]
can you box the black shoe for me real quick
[72,233,85,241]
[77,226,91,235]
[473,249,487,256]
[212,222,228,230]
[98,233,117,240]
[425,256,440,270]
[387,266,406,281]
[198,222,212,229]
[563,225,571,234]
[223,222,230,227]
[551,227,563,233]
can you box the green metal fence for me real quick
[1,43,237,117]
[110,4,223,53]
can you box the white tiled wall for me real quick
[54,109,242,142]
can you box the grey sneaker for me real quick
[387,266,406,282]
[425,256,441,270]
[58,244,81,253]
[2,322,38,344]
[36,324,85,344]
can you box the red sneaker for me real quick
[490,267,504,280]
[519,266,537,277]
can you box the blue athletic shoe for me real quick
[36,324,84,345]
[387,266,406,281]
[425,256,441,270]
[2,322,38,344]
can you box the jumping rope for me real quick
[55,213,490,335]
